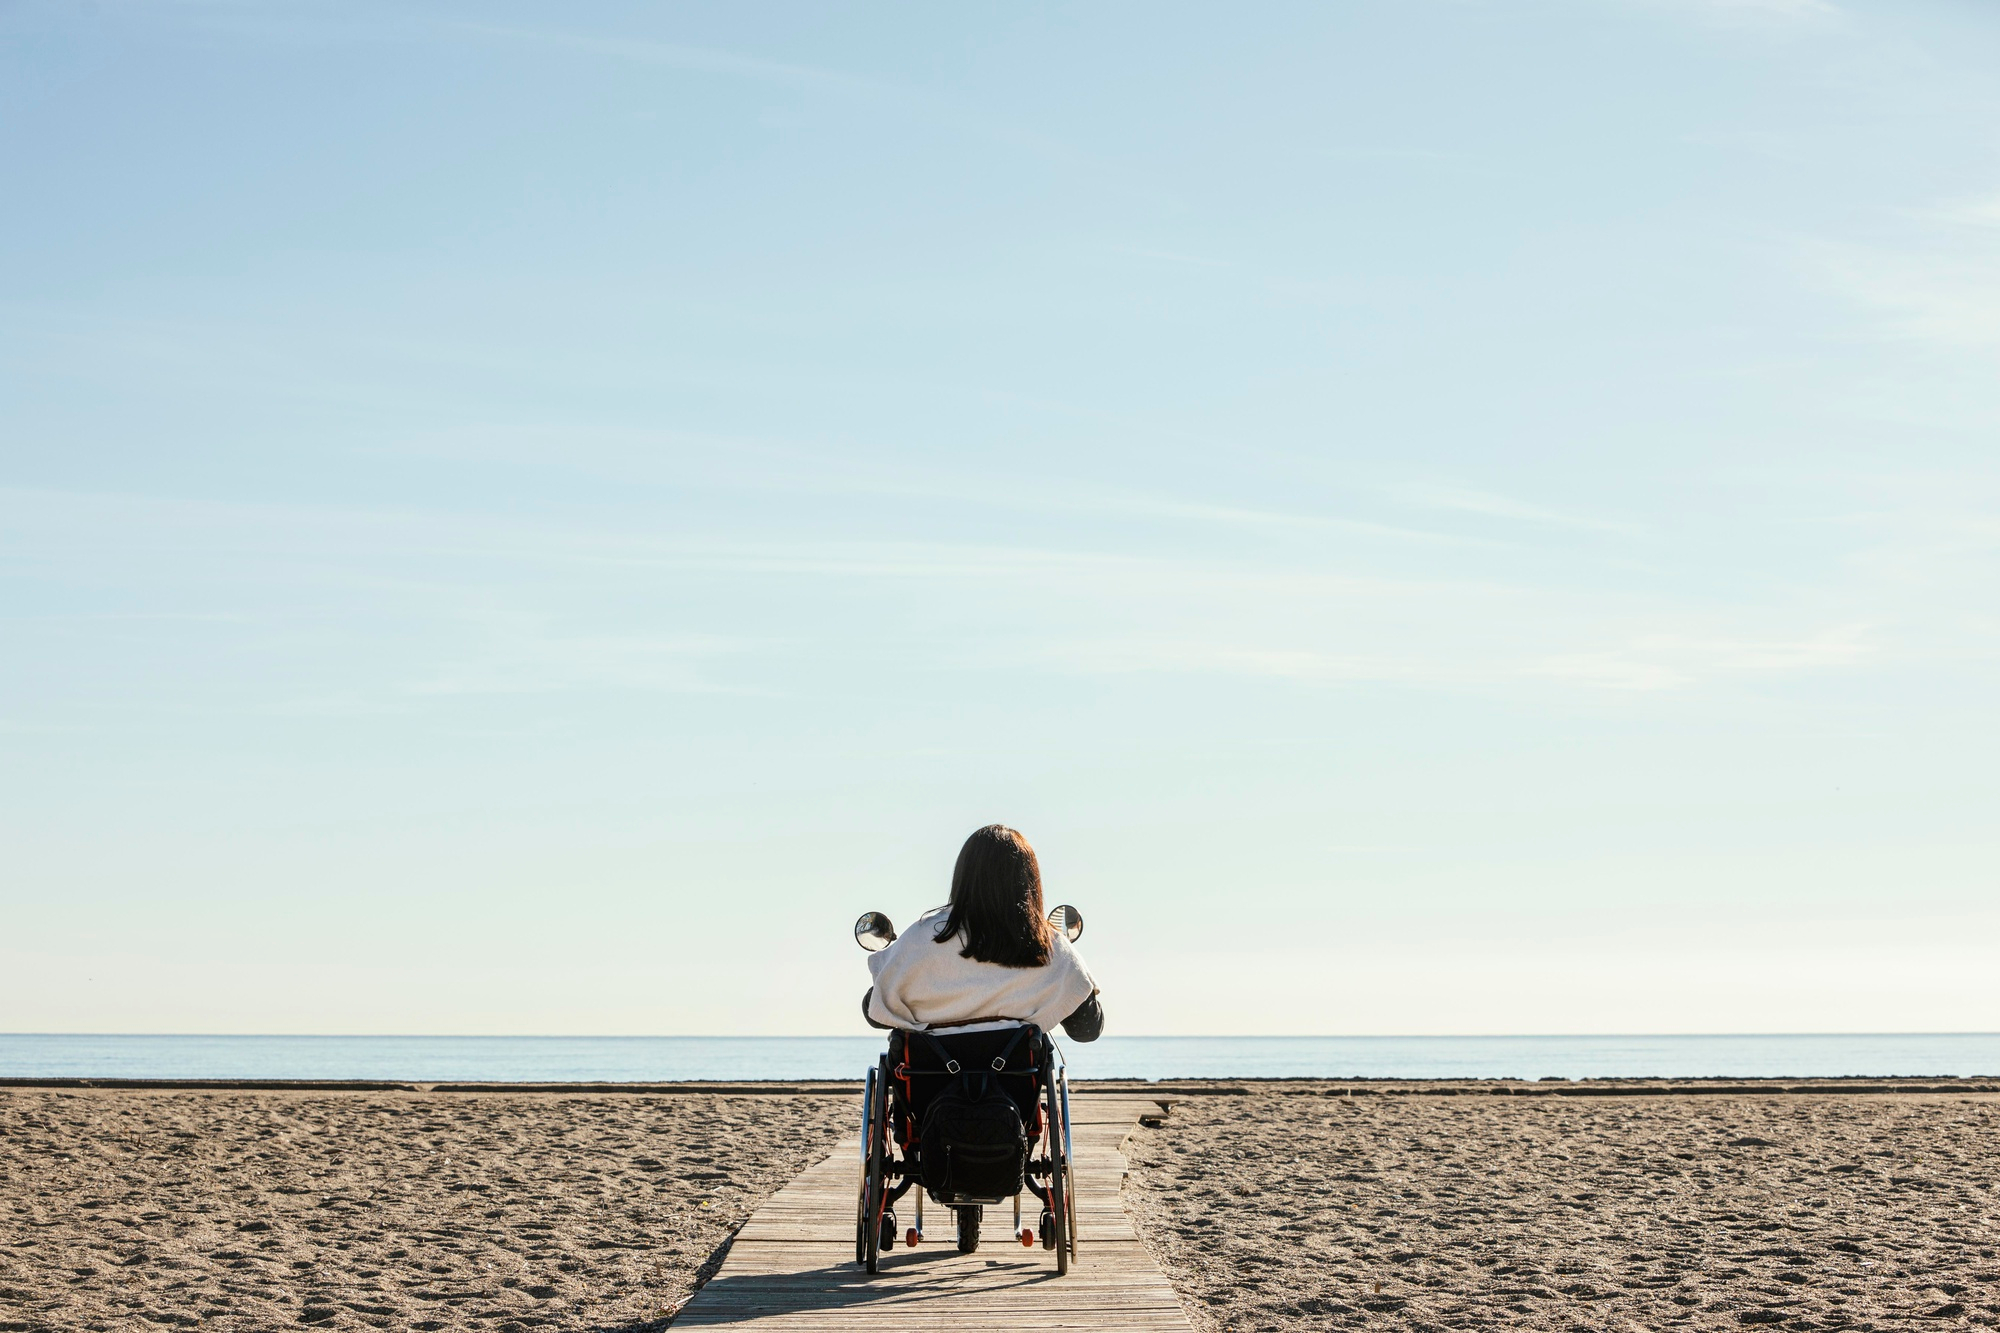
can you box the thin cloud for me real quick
[0,486,1934,703]
[384,432,1490,549]
[1041,490,1485,546]
[1019,639,1456,688]
[442,25,1084,174]
[1106,244,1240,270]
[402,631,761,699]
[1531,626,1872,691]
[450,22,887,98]
[1630,0,1841,29]
[1915,194,2000,230]
[1396,484,1638,535]
[1023,624,1874,694]
[1810,230,2000,352]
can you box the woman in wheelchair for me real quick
[853,825,1100,1274]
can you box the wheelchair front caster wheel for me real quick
[878,1209,898,1254]
[1039,1208,1056,1250]
[906,1227,921,1248]
[1019,1227,1034,1247]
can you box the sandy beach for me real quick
[1123,1086,2000,1331]
[0,1088,849,1332]
[6,1083,1998,1333]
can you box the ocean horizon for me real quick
[5,1032,1998,1083]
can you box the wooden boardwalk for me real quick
[676,1096,1193,1333]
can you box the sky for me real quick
[4,0,1999,1037]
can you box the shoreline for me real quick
[5,1074,1997,1094]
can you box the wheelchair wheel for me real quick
[955,1205,980,1253]
[854,1064,874,1264]
[857,1055,891,1273]
[1058,1067,1077,1261]
[1041,1046,1074,1274]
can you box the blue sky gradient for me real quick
[5,0,1999,1034]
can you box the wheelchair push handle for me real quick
[854,905,1082,952]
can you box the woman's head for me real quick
[934,824,1051,968]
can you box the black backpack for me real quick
[915,1028,1032,1203]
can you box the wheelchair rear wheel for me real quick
[1059,1068,1077,1261]
[856,1055,891,1273]
[854,1064,874,1264]
[1041,1050,1075,1274]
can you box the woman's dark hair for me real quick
[934,824,1051,968]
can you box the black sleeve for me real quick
[860,987,894,1030]
[1059,993,1103,1043]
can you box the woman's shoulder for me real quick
[894,905,952,949]
[1047,928,1092,975]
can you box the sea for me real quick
[3,1033,1998,1083]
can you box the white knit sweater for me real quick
[865,906,1098,1034]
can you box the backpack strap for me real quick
[986,1025,1031,1072]
[916,1016,1040,1080]
[915,1030,964,1075]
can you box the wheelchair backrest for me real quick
[891,1025,1045,1204]
[890,1025,1044,1126]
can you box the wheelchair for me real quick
[854,1023,1077,1275]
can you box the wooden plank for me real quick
[673,1095,1189,1332]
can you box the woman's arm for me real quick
[860,987,894,1030]
[1060,993,1103,1042]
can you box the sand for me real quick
[1122,1088,2000,1331]
[0,1088,849,1332]
[8,1084,1999,1333]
